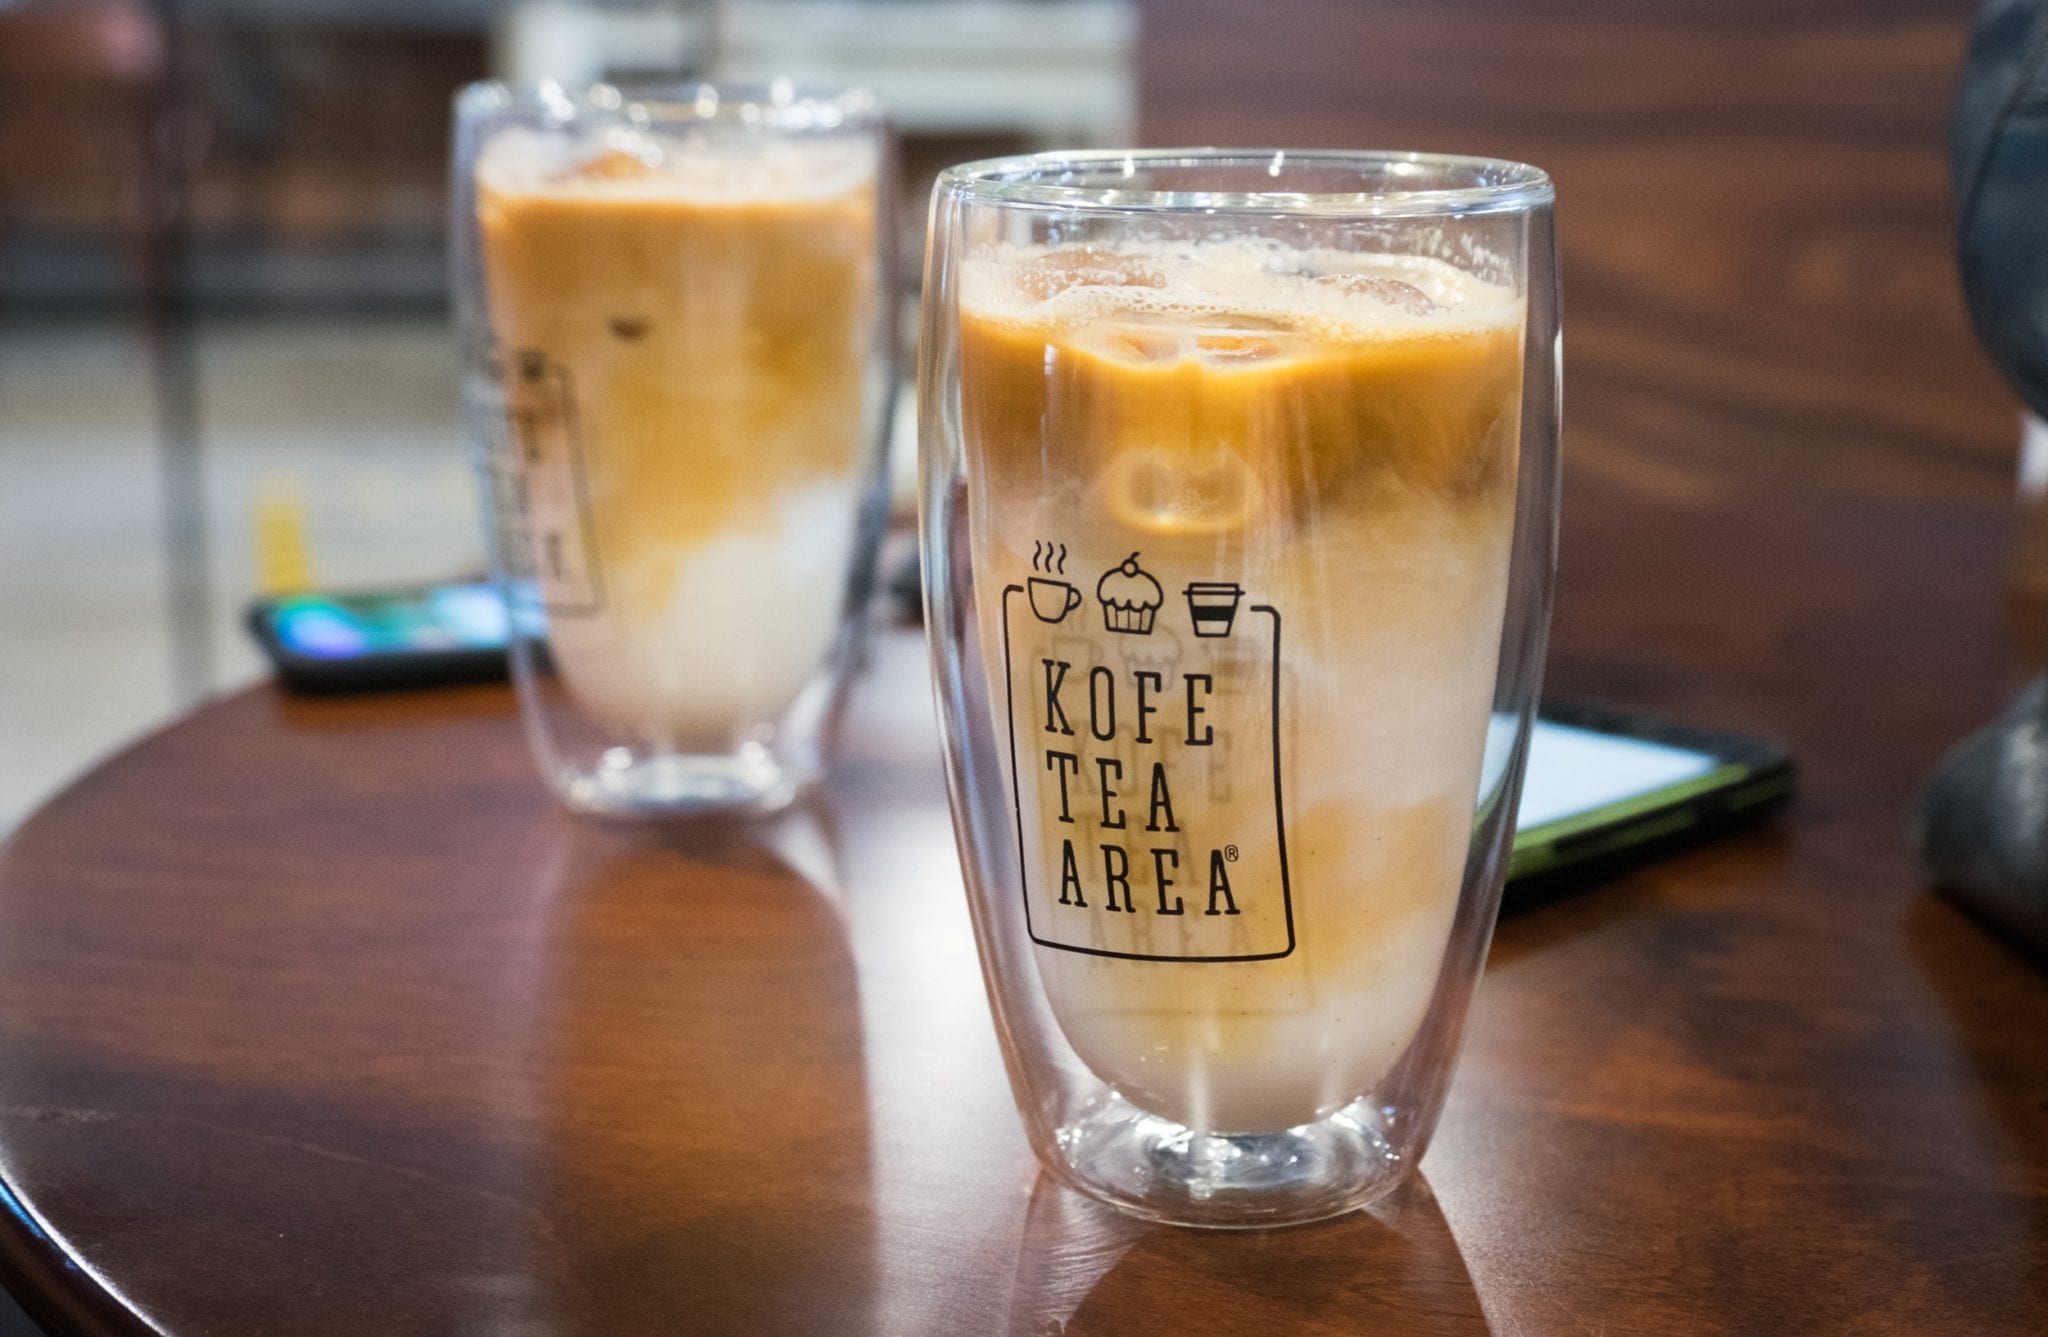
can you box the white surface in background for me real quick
[717,1,1137,141]
[494,3,713,87]
[1517,719,1719,830]
[2018,411,2048,496]
[493,1,1139,142]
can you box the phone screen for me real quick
[1516,719,1721,831]
[268,583,511,659]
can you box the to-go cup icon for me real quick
[1028,577,1083,624]
[1184,581,1245,637]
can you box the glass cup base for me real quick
[555,743,813,820]
[1052,1094,1409,1229]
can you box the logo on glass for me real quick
[1096,552,1161,634]
[1027,540,1082,623]
[494,346,605,616]
[1000,546,1294,963]
[1184,581,1245,638]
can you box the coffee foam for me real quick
[961,242,1520,346]
[477,126,876,205]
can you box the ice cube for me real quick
[561,146,659,185]
[1317,274,1437,316]
[1100,445,1261,537]
[1014,250,1169,302]
[1071,310,1184,363]
[1074,310,1303,365]
[1188,312,1296,363]
[1099,324,1182,362]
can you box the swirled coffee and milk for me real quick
[475,127,878,751]
[962,241,1523,1135]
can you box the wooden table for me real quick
[2,1,2044,1333]
[0,600,2041,1336]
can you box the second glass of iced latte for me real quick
[453,83,893,817]
[921,151,1559,1225]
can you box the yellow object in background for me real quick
[254,477,315,595]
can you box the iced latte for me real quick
[962,243,1522,1135]
[477,130,878,752]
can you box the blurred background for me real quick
[0,0,1147,826]
[0,0,2016,832]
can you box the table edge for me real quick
[0,1170,154,1337]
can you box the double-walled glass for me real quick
[919,150,1558,1226]
[453,82,894,818]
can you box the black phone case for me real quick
[244,599,510,695]
[1508,700,1797,897]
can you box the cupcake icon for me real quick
[1096,552,1163,634]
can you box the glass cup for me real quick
[919,150,1558,1226]
[452,81,895,818]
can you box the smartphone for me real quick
[245,582,520,693]
[1509,701,1794,890]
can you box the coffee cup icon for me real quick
[1028,577,1083,624]
[1184,581,1245,637]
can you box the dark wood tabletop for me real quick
[1,1,2044,1333]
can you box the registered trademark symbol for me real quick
[1224,845,1239,862]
